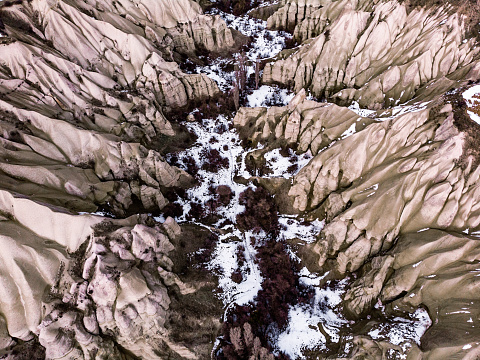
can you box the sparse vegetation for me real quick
[201,148,229,172]
[217,237,313,360]
[214,0,262,16]
[236,186,279,235]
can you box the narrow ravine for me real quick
[160,6,432,359]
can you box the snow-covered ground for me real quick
[277,271,348,357]
[463,85,480,124]
[162,5,432,359]
[262,148,312,178]
[348,100,430,121]
[196,8,295,106]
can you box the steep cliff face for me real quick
[266,0,326,32]
[263,0,480,109]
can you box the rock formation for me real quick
[263,0,480,108]
[0,0,235,216]
[0,188,220,359]
[0,0,228,357]
[234,88,375,155]
[1,0,480,358]
[236,57,480,358]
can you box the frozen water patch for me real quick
[463,85,480,124]
[277,270,349,358]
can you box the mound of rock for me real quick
[266,0,326,32]
[234,89,374,155]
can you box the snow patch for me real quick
[367,308,432,348]
[247,85,294,107]
[463,85,480,124]
[262,148,312,178]
[277,272,348,358]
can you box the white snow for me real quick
[247,85,294,107]
[278,217,324,243]
[162,5,436,358]
[262,148,312,178]
[348,100,430,122]
[463,85,480,124]
[341,122,357,138]
[212,9,291,60]
[164,114,266,309]
[196,61,233,91]
[277,272,349,358]
[348,101,377,117]
[368,308,432,347]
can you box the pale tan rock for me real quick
[263,0,480,108]
[233,93,371,154]
[267,0,327,32]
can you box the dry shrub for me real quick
[216,185,235,205]
[470,93,480,117]
[215,0,262,15]
[201,148,229,172]
[231,269,243,284]
[236,187,279,235]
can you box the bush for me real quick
[215,0,261,15]
[216,185,234,206]
[236,187,279,235]
[201,148,229,172]
[162,202,184,218]
[187,202,205,220]
[192,233,218,264]
[217,237,312,359]
[231,269,243,284]
[182,155,199,176]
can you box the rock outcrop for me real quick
[266,0,326,32]
[263,0,480,108]
[234,80,480,356]
[0,0,238,215]
[234,89,374,155]
[344,229,480,359]
[0,189,219,359]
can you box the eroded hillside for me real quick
[0,0,479,359]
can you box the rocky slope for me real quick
[0,188,222,359]
[0,0,230,358]
[0,0,233,216]
[263,0,480,108]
